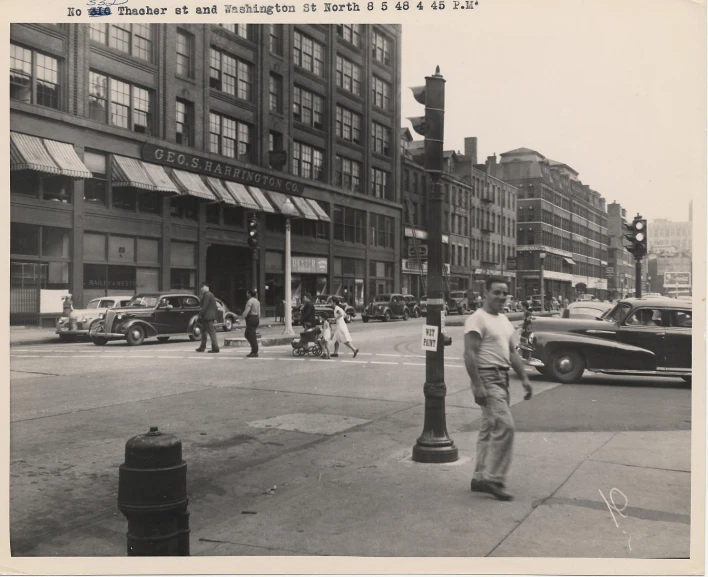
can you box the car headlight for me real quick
[116,314,124,321]
[99,313,105,319]
[528,332,536,345]
[80,317,88,323]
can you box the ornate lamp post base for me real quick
[412,382,458,463]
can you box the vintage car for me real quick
[562,300,614,320]
[447,291,470,315]
[403,295,422,318]
[89,292,231,346]
[518,297,692,384]
[362,293,410,322]
[313,295,356,323]
[215,298,240,332]
[55,296,133,341]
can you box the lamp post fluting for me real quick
[282,198,297,337]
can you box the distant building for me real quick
[649,201,693,253]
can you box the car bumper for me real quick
[55,328,89,336]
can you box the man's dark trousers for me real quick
[200,319,219,352]
[245,315,259,354]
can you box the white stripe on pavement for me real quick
[370,361,398,365]
[404,363,425,366]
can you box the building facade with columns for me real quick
[10,23,402,325]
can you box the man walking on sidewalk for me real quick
[196,282,219,353]
[463,276,533,501]
[240,289,261,358]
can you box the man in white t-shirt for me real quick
[464,276,533,501]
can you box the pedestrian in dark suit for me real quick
[196,282,219,353]
[239,288,261,357]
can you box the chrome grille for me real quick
[104,310,116,333]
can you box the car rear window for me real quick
[182,296,200,308]
[377,294,391,301]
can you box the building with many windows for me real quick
[10,23,401,325]
[495,148,608,301]
[648,201,693,253]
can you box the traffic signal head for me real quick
[408,66,445,174]
[622,216,647,256]
[247,213,259,249]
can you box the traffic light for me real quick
[623,214,648,256]
[408,66,445,174]
[247,213,259,249]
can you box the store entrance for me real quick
[206,244,251,314]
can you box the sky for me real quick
[399,0,705,223]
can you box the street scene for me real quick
[7,0,702,568]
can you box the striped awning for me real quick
[170,169,217,201]
[10,132,61,175]
[112,155,156,190]
[305,198,331,223]
[265,189,303,217]
[206,177,236,205]
[44,139,92,179]
[142,162,180,194]
[224,181,260,210]
[247,186,277,214]
[291,196,320,221]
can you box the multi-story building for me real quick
[649,201,693,253]
[606,202,637,298]
[10,23,402,325]
[495,148,608,301]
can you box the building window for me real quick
[333,206,366,244]
[336,55,361,96]
[209,48,253,101]
[218,24,252,39]
[372,30,392,66]
[269,24,283,55]
[293,30,324,76]
[11,171,70,203]
[209,112,252,161]
[88,71,153,135]
[372,122,390,156]
[170,196,199,220]
[269,73,282,113]
[176,99,193,147]
[336,156,361,192]
[371,167,391,200]
[83,151,107,206]
[10,44,60,109]
[335,106,361,144]
[223,206,245,227]
[337,24,362,47]
[89,24,153,62]
[292,142,324,181]
[176,30,194,78]
[370,214,394,248]
[372,76,391,110]
[293,86,324,130]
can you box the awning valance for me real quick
[247,186,277,213]
[224,181,259,210]
[305,198,331,222]
[170,169,217,201]
[112,155,156,190]
[563,257,577,266]
[142,162,179,194]
[206,177,236,205]
[10,133,61,175]
[265,189,303,217]
[291,196,320,221]
[44,139,93,179]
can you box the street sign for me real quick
[606,266,615,278]
[506,257,517,271]
[422,325,438,351]
[664,271,691,287]
[407,244,428,258]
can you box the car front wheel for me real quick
[126,325,145,346]
[548,350,585,383]
[383,310,392,322]
[403,309,409,321]
[344,313,352,323]
[362,316,369,323]
[190,323,202,341]
[223,317,233,332]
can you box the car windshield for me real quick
[605,302,632,323]
[314,296,330,304]
[450,292,465,298]
[376,294,391,301]
[126,296,158,308]
[86,300,100,309]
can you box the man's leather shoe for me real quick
[208,350,219,353]
[247,352,258,358]
[195,348,206,352]
[470,479,513,501]
[470,479,487,493]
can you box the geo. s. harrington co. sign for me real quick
[142,144,303,194]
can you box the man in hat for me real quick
[196,282,219,353]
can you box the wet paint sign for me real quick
[422,325,438,351]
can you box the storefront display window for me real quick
[332,257,365,308]
[171,241,196,267]
[170,268,196,291]
[83,263,137,303]
[170,196,198,220]
[137,238,159,264]
[11,223,39,255]
[42,227,70,258]
[224,206,244,226]
[206,203,220,224]
[84,232,106,261]
[368,259,393,301]
[113,187,137,211]
[138,191,161,214]
[10,172,71,203]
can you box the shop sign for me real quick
[664,271,691,286]
[407,244,428,258]
[142,144,303,194]
[292,256,328,274]
[402,259,427,274]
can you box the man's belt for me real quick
[479,366,510,372]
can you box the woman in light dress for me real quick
[330,296,359,358]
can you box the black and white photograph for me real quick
[4,0,705,573]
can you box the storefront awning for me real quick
[141,162,179,194]
[44,139,93,179]
[247,186,277,213]
[205,177,236,205]
[224,181,260,210]
[563,257,577,266]
[265,189,304,217]
[291,196,320,221]
[170,169,217,201]
[112,155,156,190]
[305,198,331,222]
[10,132,61,175]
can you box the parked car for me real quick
[362,294,410,322]
[56,296,133,341]
[403,295,422,318]
[503,296,522,313]
[89,293,231,346]
[562,301,614,320]
[528,295,545,312]
[576,293,597,302]
[448,291,470,315]
[215,298,240,332]
[313,294,356,323]
[518,297,692,384]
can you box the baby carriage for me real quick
[291,319,324,357]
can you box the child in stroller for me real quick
[291,316,324,356]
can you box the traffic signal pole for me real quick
[411,67,458,464]
[635,257,642,298]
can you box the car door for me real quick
[181,296,202,333]
[154,295,183,333]
[214,299,227,325]
[615,307,666,370]
[665,309,692,370]
[392,295,404,316]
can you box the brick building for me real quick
[10,23,402,325]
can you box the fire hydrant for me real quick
[117,426,190,555]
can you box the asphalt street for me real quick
[9,317,692,557]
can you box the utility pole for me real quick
[623,214,647,298]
